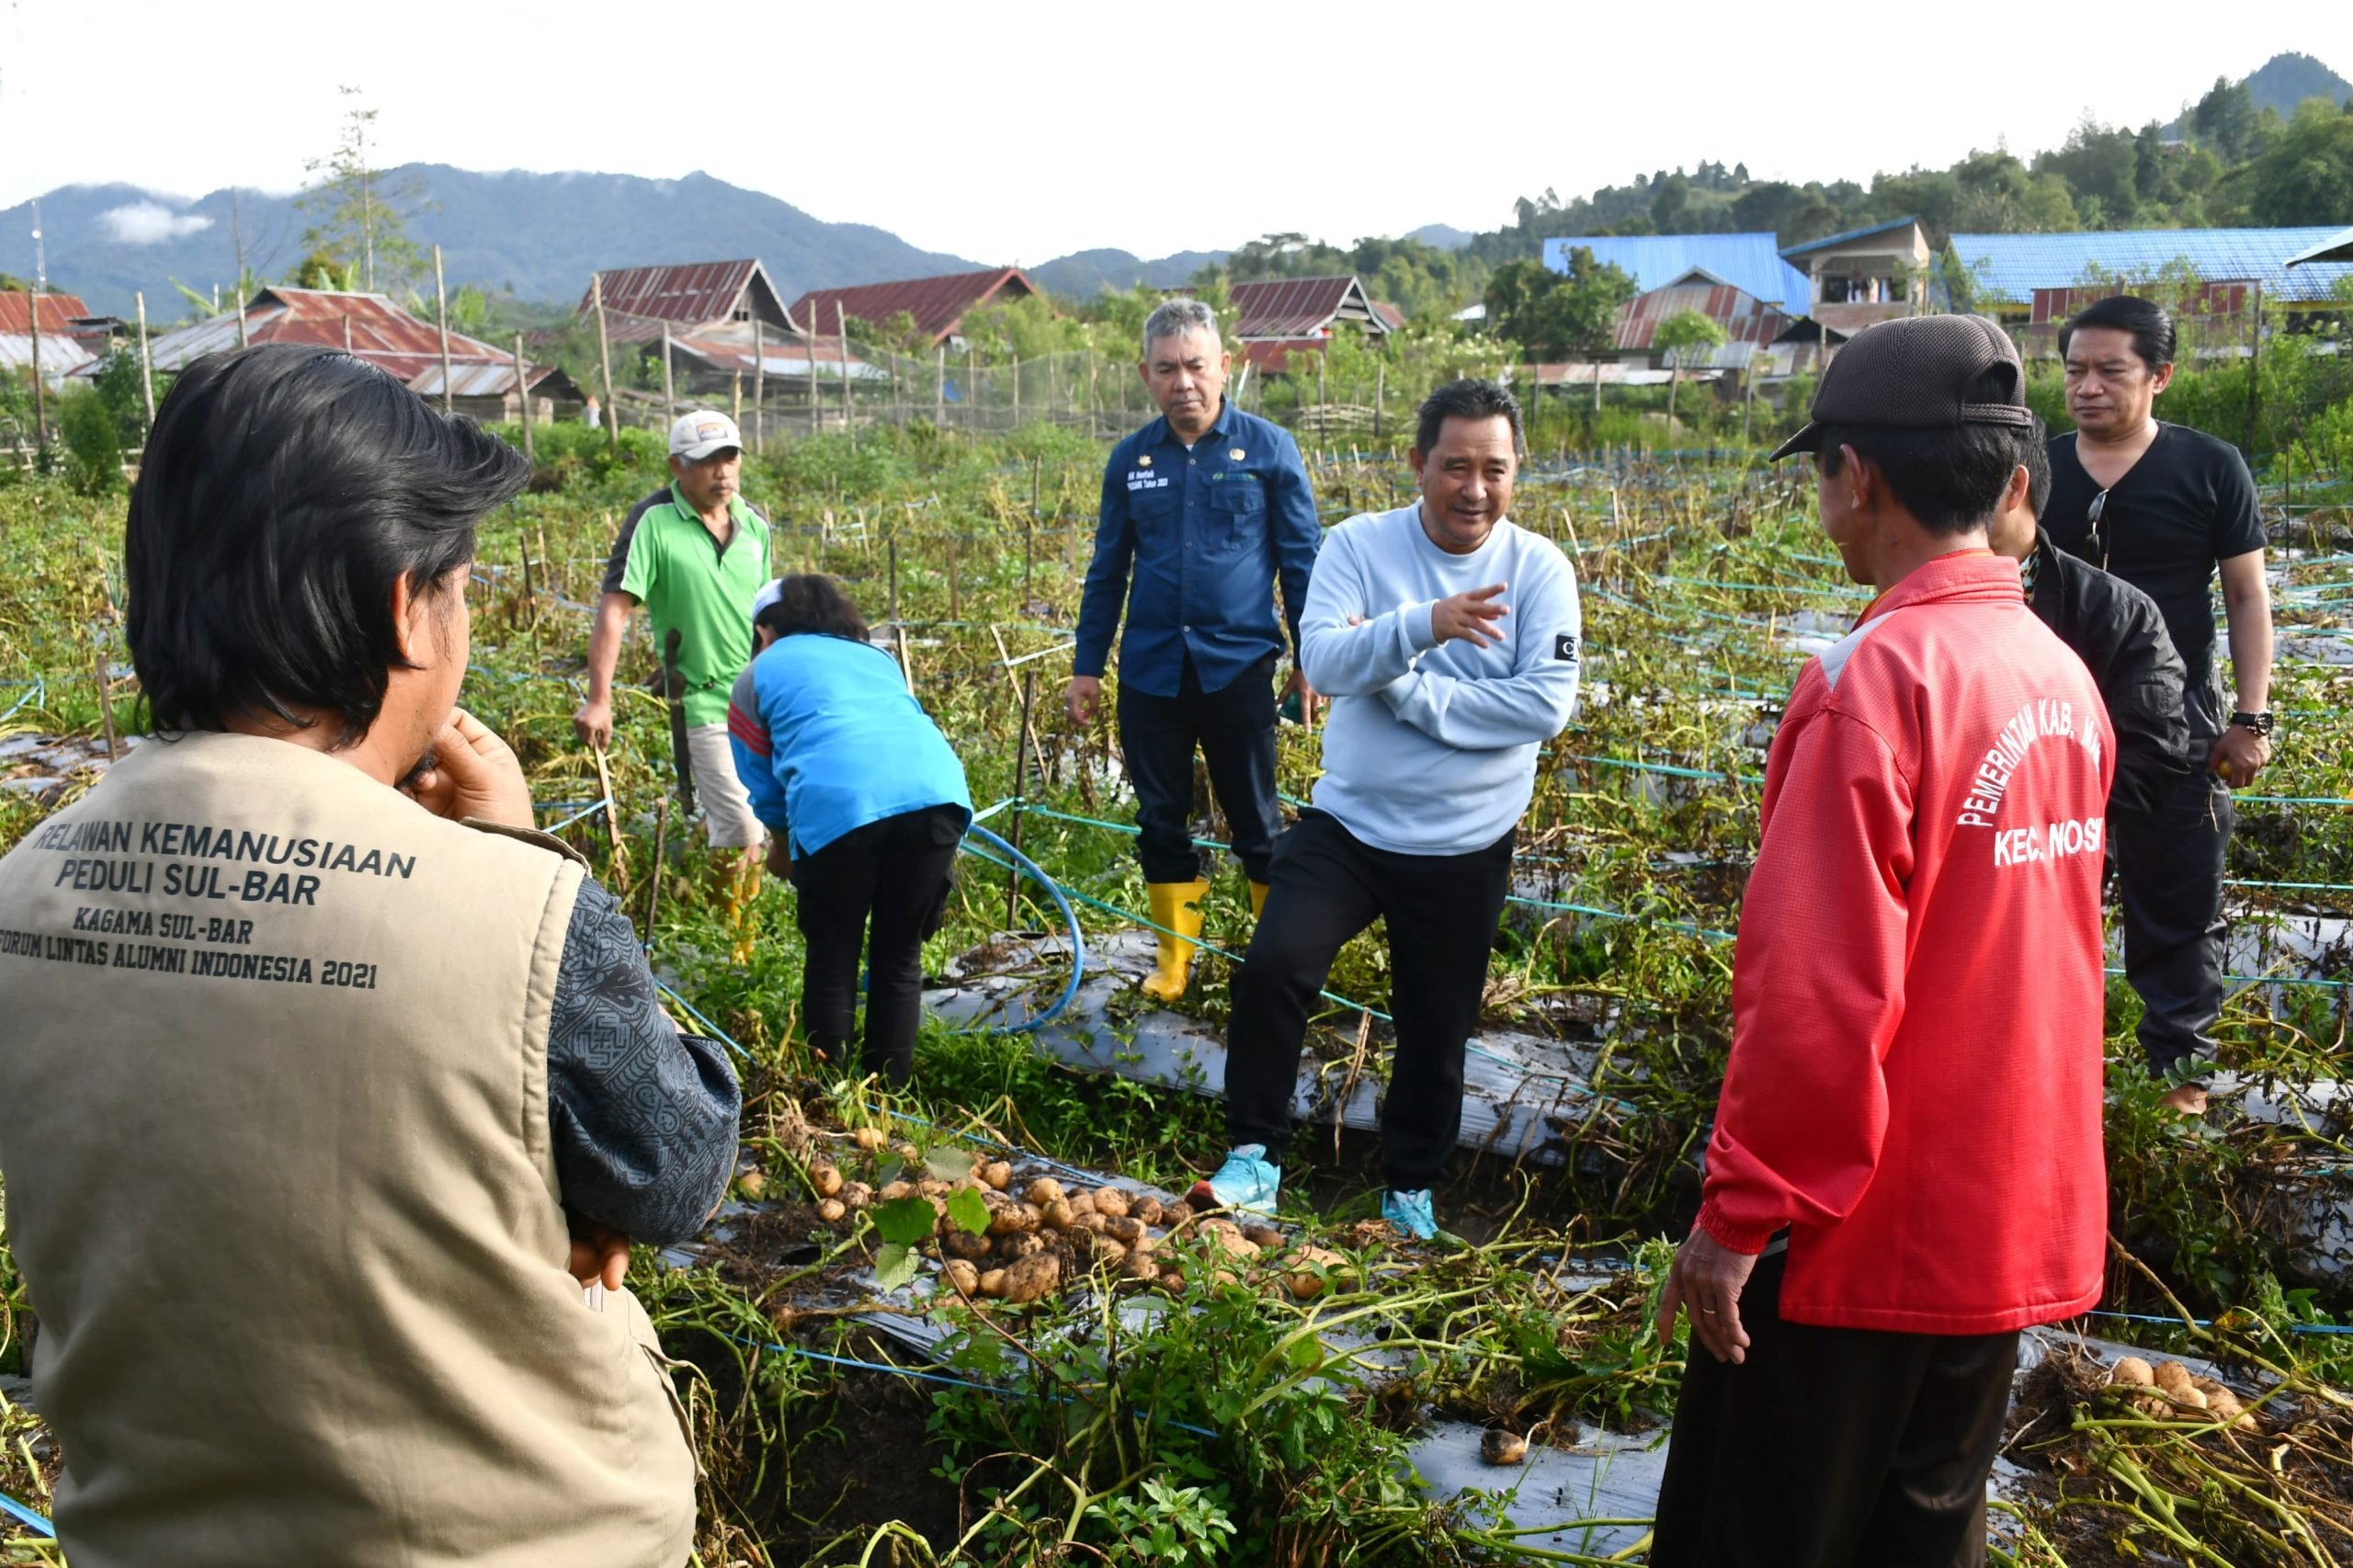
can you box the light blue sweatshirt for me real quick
[1300,504,1581,855]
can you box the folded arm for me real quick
[1296,528,1437,697]
[1381,563,1581,749]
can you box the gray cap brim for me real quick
[1768,422,1824,462]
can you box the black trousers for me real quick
[1650,1250,2018,1568]
[1116,653,1281,884]
[2110,694,2232,1079]
[789,805,962,1086]
[1224,810,1513,1190]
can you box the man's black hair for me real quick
[1415,378,1522,457]
[2058,295,2177,371]
[2016,413,2052,519]
[126,344,529,744]
[755,574,871,643]
[1814,423,2020,536]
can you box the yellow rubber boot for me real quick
[1141,880,1210,1002]
[1249,881,1271,920]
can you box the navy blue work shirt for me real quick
[1073,399,1320,698]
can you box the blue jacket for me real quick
[1073,399,1320,698]
[726,635,972,856]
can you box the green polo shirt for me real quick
[618,485,773,727]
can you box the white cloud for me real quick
[98,201,213,244]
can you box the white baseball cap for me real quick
[669,410,743,460]
[750,577,784,630]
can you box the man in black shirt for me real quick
[2042,297,2275,1113]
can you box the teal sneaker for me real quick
[1188,1144,1280,1217]
[1382,1188,1438,1241]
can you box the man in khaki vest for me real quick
[0,344,739,1567]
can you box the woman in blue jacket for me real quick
[726,575,972,1085]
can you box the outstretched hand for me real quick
[1655,1227,1760,1365]
[1431,583,1509,648]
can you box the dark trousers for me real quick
[1117,653,1280,884]
[2111,696,2232,1079]
[789,805,962,1086]
[1224,810,1513,1190]
[1651,1250,2018,1568]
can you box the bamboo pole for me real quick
[25,288,44,446]
[805,305,820,437]
[512,332,535,464]
[752,315,766,454]
[591,273,619,449]
[433,244,452,415]
[134,290,154,437]
[731,369,742,427]
[836,301,852,434]
[661,320,676,430]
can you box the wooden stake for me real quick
[837,301,853,436]
[512,332,534,463]
[751,314,766,454]
[936,343,946,426]
[731,369,742,427]
[805,304,820,437]
[591,273,619,449]
[433,244,452,415]
[94,646,118,763]
[591,744,631,894]
[661,320,676,430]
[643,798,671,937]
[134,290,154,437]
[1006,669,1037,929]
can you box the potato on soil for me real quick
[2109,1357,2154,1387]
[1065,1189,1097,1215]
[2168,1385,2210,1411]
[998,1233,1049,1261]
[1130,1196,1165,1227]
[879,1180,914,1202]
[980,1160,1013,1191]
[851,1127,886,1152]
[816,1198,847,1224]
[1025,1177,1065,1207]
[1040,1199,1076,1231]
[978,1268,1008,1299]
[1102,1216,1146,1246]
[840,1181,874,1210]
[1091,1187,1131,1220]
[736,1168,767,1199]
[1206,1227,1260,1261]
[987,1202,1041,1237]
[1480,1430,1529,1467]
[1120,1250,1159,1283]
[1157,1269,1185,1292]
[1001,1254,1061,1303]
[1240,1222,1282,1249]
[892,1141,920,1162]
[943,1231,991,1261]
[943,1259,981,1296]
[915,1178,951,1199]
[2154,1361,2195,1393]
[1285,1246,1351,1300]
[1091,1236,1129,1267]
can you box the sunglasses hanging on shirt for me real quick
[2086,488,2113,570]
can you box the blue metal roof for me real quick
[1542,233,1814,314]
[2287,225,2353,267]
[1780,216,1920,258]
[1945,227,2353,304]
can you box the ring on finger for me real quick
[1700,1308,1719,1314]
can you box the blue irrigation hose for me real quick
[0,1486,52,1536]
[957,821,1086,1036]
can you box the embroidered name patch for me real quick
[1126,472,1170,492]
[1554,633,1579,662]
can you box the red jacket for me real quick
[1698,551,2113,1335]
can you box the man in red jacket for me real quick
[1652,315,2113,1566]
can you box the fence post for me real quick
[661,320,676,431]
[837,301,852,438]
[806,305,821,437]
[433,244,453,416]
[937,343,946,426]
[511,332,534,464]
[134,290,155,438]
[751,314,765,454]
[591,272,619,449]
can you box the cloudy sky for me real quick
[3,0,2347,263]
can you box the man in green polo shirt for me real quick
[575,411,771,874]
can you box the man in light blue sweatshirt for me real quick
[1191,380,1582,1239]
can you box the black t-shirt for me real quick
[2043,423,2263,694]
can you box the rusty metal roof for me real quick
[1613,283,1790,352]
[1238,336,1328,374]
[578,259,794,339]
[133,288,566,399]
[670,324,889,381]
[1230,276,1390,339]
[0,292,91,335]
[786,267,1036,347]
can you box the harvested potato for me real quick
[1066,1189,1097,1216]
[1285,1245,1351,1300]
[1040,1199,1076,1231]
[840,1181,874,1210]
[978,1268,1008,1299]
[1074,1211,1108,1236]
[987,1203,1040,1237]
[816,1198,847,1224]
[892,1142,920,1163]
[1091,1236,1129,1267]
[1131,1196,1165,1227]
[2205,1388,2256,1428]
[737,1168,768,1199]
[1103,1216,1146,1246]
[981,1160,1013,1191]
[2154,1361,2195,1393]
[915,1178,950,1199]
[1157,1269,1185,1292]
[1092,1187,1131,1221]
[1481,1430,1529,1467]
[943,1231,991,1261]
[878,1180,914,1202]
[1002,1254,1061,1303]
[999,1233,1049,1261]
[2169,1386,2210,1412]
[1025,1177,1065,1207]
[851,1127,886,1152]
[2110,1357,2154,1387]
[1206,1227,1260,1261]
[1121,1249,1159,1283]
[943,1259,980,1297]
[1240,1222,1282,1250]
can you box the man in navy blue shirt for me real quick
[1068,299,1321,1001]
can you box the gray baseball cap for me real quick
[1771,314,2035,462]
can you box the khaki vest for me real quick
[0,732,695,1567]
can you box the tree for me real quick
[1483,251,1636,360]
[2234,98,2353,226]
[1653,309,1728,429]
[299,86,424,294]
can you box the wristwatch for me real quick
[2230,710,2275,736]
